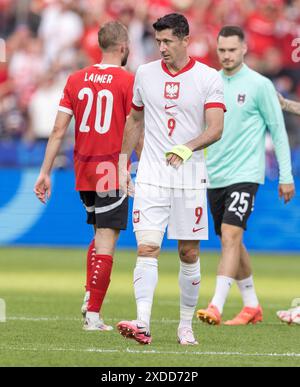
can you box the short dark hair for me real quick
[153,13,189,39]
[98,21,128,51]
[218,26,245,41]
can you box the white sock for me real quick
[179,259,201,330]
[86,311,99,322]
[83,291,90,303]
[237,276,259,308]
[211,276,234,314]
[134,257,158,329]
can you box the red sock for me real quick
[85,239,96,292]
[87,255,113,313]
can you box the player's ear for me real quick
[182,35,190,47]
[242,42,248,56]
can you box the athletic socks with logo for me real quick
[211,275,235,314]
[179,259,201,330]
[237,275,259,308]
[85,239,96,292]
[87,254,113,313]
[134,257,158,330]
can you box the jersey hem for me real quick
[205,102,227,112]
[132,102,144,111]
[58,106,73,115]
[135,180,208,190]
[167,234,209,241]
[208,179,263,189]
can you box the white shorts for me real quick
[133,183,208,240]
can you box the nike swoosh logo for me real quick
[165,104,177,110]
[192,281,201,286]
[192,227,205,233]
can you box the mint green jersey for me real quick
[207,64,294,188]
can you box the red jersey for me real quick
[59,64,134,191]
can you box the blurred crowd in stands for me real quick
[0,0,300,173]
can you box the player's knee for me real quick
[221,228,242,248]
[179,246,199,264]
[138,244,160,257]
[135,230,164,258]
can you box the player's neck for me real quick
[223,62,244,77]
[101,53,122,67]
[165,55,190,74]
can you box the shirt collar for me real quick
[93,64,120,69]
[161,57,196,77]
[221,64,249,80]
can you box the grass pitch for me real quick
[0,247,300,367]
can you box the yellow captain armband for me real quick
[165,145,193,162]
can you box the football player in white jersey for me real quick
[117,13,225,345]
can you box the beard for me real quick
[222,60,242,72]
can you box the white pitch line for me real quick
[6,316,285,326]
[0,345,299,359]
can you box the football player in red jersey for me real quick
[34,21,140,331]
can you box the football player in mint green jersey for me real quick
[197,26,295,326]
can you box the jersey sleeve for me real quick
[204,71,226,112]
[58,76,74,116]
[132,67,144,111]
[258,79,294,184]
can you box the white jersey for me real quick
[132,58,225,189]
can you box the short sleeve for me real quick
[58,76,74,116]
[205,71,226,112]
[132,67,144,111]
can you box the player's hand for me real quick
[34,173,51,204]
[279,183,295,204]
[165,144,193,169]
[119,168,135,197]
[277,92,287,110]
[166,153,183,169]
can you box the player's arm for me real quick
[166,107,224,168]
[186,107,224,151]
[134,127,144,160]
[124,74,144,160]
[121,108,144,158]
[119,108,144,195]
[34,111,72,203]
[278,92,300,116]
[260,83,295,203]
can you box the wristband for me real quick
[165,145,193,162]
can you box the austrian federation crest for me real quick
[237,93,246,105]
